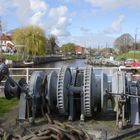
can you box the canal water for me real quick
[9,59,118,83]
[35,59,117,75]
[36,59,87,68]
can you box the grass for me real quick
[124,136,140,140]
[4,54,23,61]
[117,52,140,60]
[0,97,18,116]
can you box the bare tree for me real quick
[114,33,134,53]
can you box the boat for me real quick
[23,60,34,65]
[22,60,34,67]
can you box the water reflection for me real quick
[35,59,87,68]
[9,59,118,81]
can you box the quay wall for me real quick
[11,56,70,67]
[33,56,62,65]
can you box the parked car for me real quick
[131,60,140,67]
[125,59,134,67]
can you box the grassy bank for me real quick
[4,54,23,61]
[117,52,140,60]
[0,97,18,116]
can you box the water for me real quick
[36,59,87,68]
[3,59,118,85]
[35,59,117,75]
[8,59,118,82]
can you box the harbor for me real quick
[1,0,140,139]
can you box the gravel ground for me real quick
[1,104,140,140]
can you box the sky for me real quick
[0,0,140,48]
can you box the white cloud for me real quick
[85,0,140,10]
[0,0,12,15]
[0,0,70,37]
[47,6,71,37]
[30,0,47,12]
[30,12,44,26]
[104,15,125,34]
[85,0,123,10]
[49,6,67,17]
[111,15,125,32]
[56,0,77,4]
[14,0,31,25]
[4,0,48,26]
[126,0,140,8]
[29,0,47,25]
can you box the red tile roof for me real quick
[7,42,14,47]
[75,46,84,53]
[0,34,12,40]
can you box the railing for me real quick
[0,66,140,91]
[9,67,61,83]
[0,68,61,91]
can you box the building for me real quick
[75,46,90,55]
[75,46,85,54]
[0,34,15,53]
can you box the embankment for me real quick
[11,56,74,67]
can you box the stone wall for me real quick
[33,56,62,65]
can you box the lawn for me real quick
[117,52,140,60]
[0,97,18,116]
[4,54,24,61]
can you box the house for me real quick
[75,46,90,55]
[0,34,15,53]
[75,46,85,54]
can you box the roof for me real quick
[7,42,14,47]
[0,34,12,40]
[75,46,84,52]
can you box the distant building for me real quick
[0,34,15,53]
[75,46,85,54]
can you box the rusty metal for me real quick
[0,119,92,140]
[34,111,90,139]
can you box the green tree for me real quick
[46,35,58,54]
[12,26,46,58]
[61,43,76,54]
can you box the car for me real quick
[125,59,134,67]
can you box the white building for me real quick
[0,34,15,53]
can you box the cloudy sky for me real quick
[0,0,140,48]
